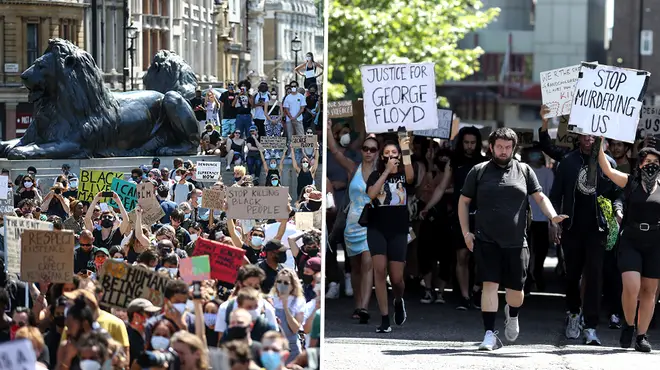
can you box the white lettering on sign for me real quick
[540,65,581,118]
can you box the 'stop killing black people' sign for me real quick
[568,63,649,143]
[360,63,438,133]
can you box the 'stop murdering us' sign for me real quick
[360,62,438,133]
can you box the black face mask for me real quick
[54,315,65,328]
[277,252,287,264]
[258,85,268,92]
[100,219,114,228]
[305,201,322,212]
[54,189,61,195]
[226,326,248,340]
[302,274,314,285]
[306,248,319,257]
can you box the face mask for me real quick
[271,180,279,186]
[132,176,139,182]
[271,94,277,100]
[100,219,114,228]
[528,151,543,162]
[290,88,296,93]
[54,315,65,327]
[184,213,191,220]
[339,134,351,147]
[249,309,260,321]
[306,56,312,61]
[186,300,195,312]
[306,248,319,257]
[204,313,217,327]
[172,303,186,314]
[24,182,33,188]
[270,163,277,169]
[167,268,178,278]
[302,162,309,169]
[79,360,102,370]
[190,233,198,242]
[197,196,203,204]
[641,163,660,190]
[226,325,249,340]
[113,257,124,262]
[251,236,264,247]
[260,351,282,370]
[175,175,182,182]
[234,177,242,183]
[277,252,287,264]
[302,274,314,285]
[70,181,78,188]
[277,283,291,295]
[150,335,170,351]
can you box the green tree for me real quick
[328,0,500,100]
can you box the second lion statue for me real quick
[0,39,200,159]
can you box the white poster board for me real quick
[360,62,438,133]
[568,63,649,143]
[540,65,581,118]
[639,104,660,135]
[0,339,36,369]
[0,176,7,200]
[195,161,222,180]
[3,216,53,275]
[413,109,453,139]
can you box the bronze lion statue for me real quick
[0,39,200,159]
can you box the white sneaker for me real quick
[344,273,354,297]
[225,165,231,171]
[583,328,601,345]
[504,304,520,342]
[326,282,340,299]
[565,313,581,339]
[478,330,500,351]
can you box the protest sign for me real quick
[540,65,581,118]
[413,109,453,139]
[328,100,353,118]
[78,169,123,202]
[202,187,225,209]
[108,178,137,211]
[226,186,289,220]
[21,230,74,283]
[291,135,317,148]
[0,339,36,369]
[295,212,314,231]
[179,255,211,283]
[361,62,438,133]
[137,182,155,203]
[0,176,7,200]
[195,161,222,180]
[4,216,53,274]
[192,238,245,284]
[98,259,171,309]
[0,189,13,214]
[568,63,649,143]
[260,136,287,150]
[128,195,165,227]
[514,128,534,147]
[639,104,660,135]
[555,115,578,148]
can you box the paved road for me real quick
[323,254,660,369]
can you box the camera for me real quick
[137,349,180,370]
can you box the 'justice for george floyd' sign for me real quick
[361,63,438,133]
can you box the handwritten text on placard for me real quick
[540,65,581,118]
[21,230,74,283]
[260,136,287,149]
[192,238,245,284]
[196,161,222,180]
[4,216,53,274]
[99,260,171,309]
[639,105,660,135]
[328,100,353,118]
[109,178,137,211]
[78,170,123,202]
[413,109,453,139]
[226,186,289,220]
[291,135,317,148]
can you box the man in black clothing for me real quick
[74,230,96,273]
[421,126,487,309]
[220,82,238,138]
[550,134,620,345]
[202,123,222,147]
[126,298,161,364]
[257,240,286,294]
[0,258,32,317]
[44,296,67,367]
[189,88,207,122]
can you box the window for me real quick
[26,24,39,67]
[641,30,653,56]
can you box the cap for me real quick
[94,247,110,257]
[263,240,285,252]
[305,257,321,273]
[61,164,71,170]
[27,166,37,174]
[249,125,258,132]
[63,289,98,310]
[152,157,161,163]
[127,298,162,315]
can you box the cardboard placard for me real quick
[328,100,353,118]
[21,230,74,283]
[540,64,581,118]
[568,63,649,143]
[128,195,165,228]
[555,115,578,148]
[78,169,123,202]
[192,238,245,284]
[3,216,53,275]
[226,186,289,220]
[361,62,438,133]
[201,188,225,209]
[413,109,453,139]
[295,212,314,230]
[260,136,287,150]
[0,176,7,200]
[291,135,317,148]
[0,339,36,369]
[0,189,14,215]
[109,178,137,211]
[639,104,660,136]
[62,216,84,235]
[179,255,211,283]
[195,161,222,180]
[514,128,535,147]
[137,182,155,203]
[98,259,171,309]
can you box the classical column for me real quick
[110,8,117,71]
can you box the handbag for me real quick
[358,203,373,227]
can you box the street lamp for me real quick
[126,23,139,91]
[290,34,302,84]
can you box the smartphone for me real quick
[192,282,202,300]
[101,191,113,198]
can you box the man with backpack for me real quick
[458,128,567,351]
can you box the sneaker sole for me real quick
[634,345,651,353]
[376,327,392,333]
[456,306,468,311]
[478,345,495,351]
[503,305,520,342]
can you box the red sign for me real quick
[16,113,32,129]
[192,238,245,284]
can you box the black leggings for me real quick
[528,221,550,290]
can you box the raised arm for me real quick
[598,137,629,189]
[311,143,320,175]
[112,192,131,236]
[84,193,102,231]
[290,144,300,172]
[326,123,357,174]
[400,136,415,184]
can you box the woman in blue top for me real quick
[328,129,380,324]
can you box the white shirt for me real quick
[283,94,306,122]
[173,181,192,204]
[270,295,306,314]
[302,298,318,347]
[214,297,277,333]
[253,92,271,120]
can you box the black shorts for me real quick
[367,228,408,262]
[618,235,660,279]
[473,240,529,291]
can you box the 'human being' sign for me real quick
[568,63,649,143]
[361,63,438,133]
[98,259,171,309]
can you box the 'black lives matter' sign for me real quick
[568,63,649,143]
[360,63,438,134]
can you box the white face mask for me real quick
[174,175,182,182]
[70,180,78,188]
[249,309,260,320]
[167,268,178,278]
[172,303,187,314]
[339,133,351,147]
[204,313,217,327]
[150,335,170,351]
[302,162,309,169]
[186,300,195,312]
[290,88,296,93]
[113,257,124,262]
[23,181,33,188]
[306,56,312,61]
[79,360,102,370]
[190,233,199,242]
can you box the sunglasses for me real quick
[101,216,114,221]
[362,146,378,153]
[275,280,290,285]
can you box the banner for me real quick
[21,230,74,283]
[179,255,211,283]
[78,169,123,202]
[98,259,171,309]
[0,189,13,215]
[639,104,660,136]
[0,176,7,200]
[291,135,317,149]
[108,178,137,211]
[195,161,222,180]
[413,109,453,139]
[568,63,649,143]
[361,62,438,133]
[0,339,36,369]
[260,136,287,150]
[327,100,353,118]
[192,238,245,284]
[226,186,289,220]
[4,216,53,274]
[540,65,581,118]
[201,187,225,209]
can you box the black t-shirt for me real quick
[202,130,221,145]
[461,160,541,248]
[246,137,260,154]
[92,227,124,250]
[190,97,206,121]
[126,324,144,365]
[450,154,487,207]
[220,91,238,119]
[20,189,38,200]
[73,247,95,273]
[571,158,599,232]
[624,179,660,236]
[257,260,283,294]
[366,170,413,234]
[235,93,252,115]
[242,243,261,264]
